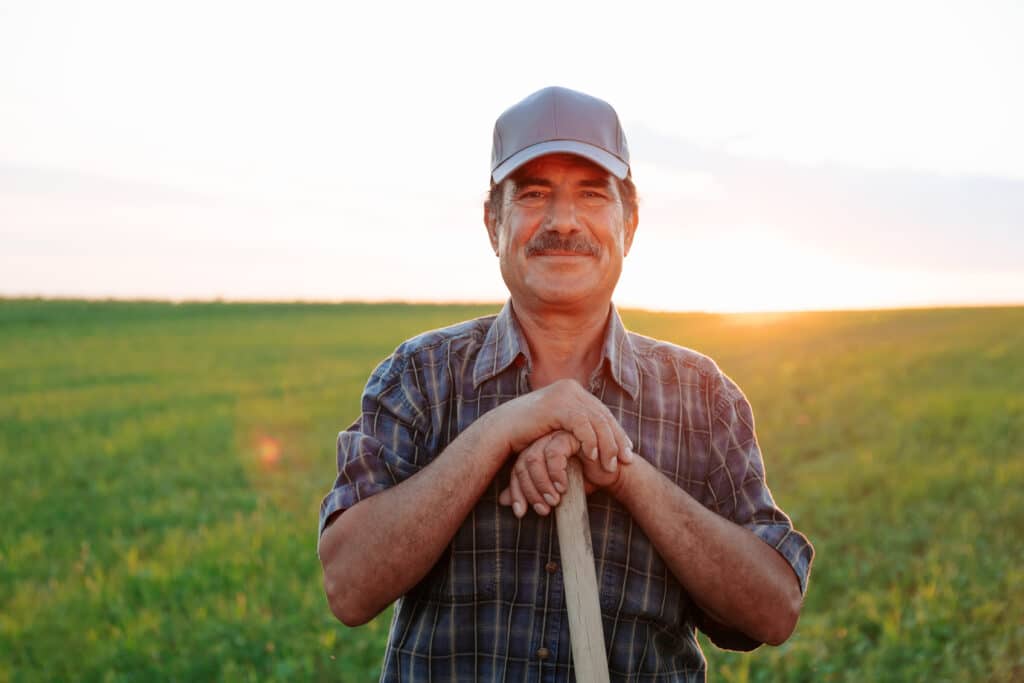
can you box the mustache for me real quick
[525,232,599,257]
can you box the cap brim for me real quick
[491,140,629,183]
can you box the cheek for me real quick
[500,217,536,251]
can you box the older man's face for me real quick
[486,154,637,313]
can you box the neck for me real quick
[511,298,611,389]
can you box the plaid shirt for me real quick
[319,301,814,682]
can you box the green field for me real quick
[1,299,1022,682]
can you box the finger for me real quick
[544,436,577,493]
[509,474,527,518]
[567,410,601,465]
[498,486,512,506]
[548,430,580,459]
[545,433,576,493]
[526,447,560,508]
[588,397,633,466]
[547,451,570,494]
[615,423,634,464]
[589,408,620,473]
[514,459,549,515]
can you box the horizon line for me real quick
[3,294,1022,317]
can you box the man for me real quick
[317,86,814,681]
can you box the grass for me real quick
[1,299,1021,682]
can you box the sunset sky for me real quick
[2,0,1022,312]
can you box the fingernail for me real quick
[543,493,557,506]
[554,482,565,493]
[608,456,618,472]
[534,503,548,515]
[513,502,525,517]
[590,447,599,461]
[623,448,634,463]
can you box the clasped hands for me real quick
[495,378,636,519]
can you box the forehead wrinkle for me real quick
[509,169,614,193]
[511,176,554,190]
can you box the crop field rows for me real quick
[1,300,1022,681]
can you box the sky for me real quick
[1,0,1022,313]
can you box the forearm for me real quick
[610,457,802,645]
[318,409,510,626]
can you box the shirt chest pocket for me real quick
[593,502,688,625]
[410,494,502,602]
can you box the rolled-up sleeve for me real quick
[708,380,814,593]
[698,375,815,650]
[317,350,431,540]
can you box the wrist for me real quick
[476,405,515,460]
[605,453,644,501]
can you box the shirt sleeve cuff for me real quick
[317,480,391,540]
[749,523,815,595]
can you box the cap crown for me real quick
[490,86,630,182]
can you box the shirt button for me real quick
[545,561,559,574]
[536,647,550,660]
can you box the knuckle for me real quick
[552,432,573,448]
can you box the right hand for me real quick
[495,378,633,477]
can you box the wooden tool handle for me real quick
[555,459,611,683]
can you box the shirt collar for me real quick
[600,305,640,400]
[472,300,531,388]
[473,299,640,400]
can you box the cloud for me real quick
[629,125,1024,271]
[0,163,221,208]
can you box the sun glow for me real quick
[619,227,867,313]
[1,2,1021,310]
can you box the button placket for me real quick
[535,518,564,673]
[541,547,565,673]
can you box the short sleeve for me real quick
[699,376,815,649]
[317,350,432,540]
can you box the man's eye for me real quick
[516,191,547,204]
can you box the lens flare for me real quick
[257,435,281,468]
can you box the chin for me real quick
[529,281,614,309]
[525,278,590,302]
[502,264,619,310]
[536,290,590,307]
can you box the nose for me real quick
[542,191,580,234]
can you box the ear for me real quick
[623,208,639,257]
[484,203,500,255]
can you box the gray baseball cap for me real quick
[490,86,630,183]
